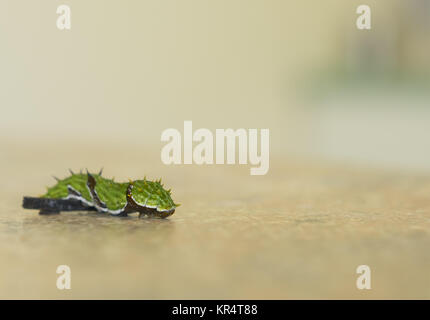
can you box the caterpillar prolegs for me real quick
[25,170,178,218]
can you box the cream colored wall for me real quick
[0,1,344,141]
[0,0,429,169]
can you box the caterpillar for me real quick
[24,169,178,218]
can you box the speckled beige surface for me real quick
[1,140,430,299]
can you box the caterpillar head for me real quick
[127,179,178,219]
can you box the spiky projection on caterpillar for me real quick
[42,169,179,218]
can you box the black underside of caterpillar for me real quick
[22,195,175,218]
[22,196,96,215]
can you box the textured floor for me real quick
[1,140,430,299]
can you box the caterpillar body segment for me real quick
[41,171,178,218]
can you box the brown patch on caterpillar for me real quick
[86,172,107,209]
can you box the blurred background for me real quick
[0,0,430,299]
[0,0,429,171]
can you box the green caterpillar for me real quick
[42,169,178,218]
